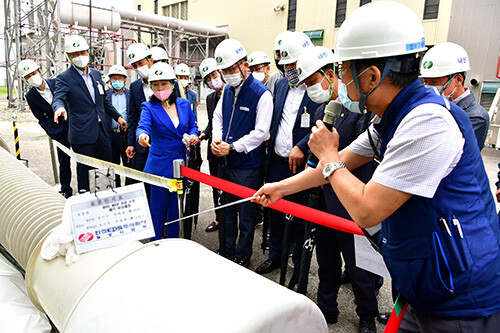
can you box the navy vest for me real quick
[375,80,500,318]
[221,74,269,169]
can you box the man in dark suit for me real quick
[19,59,72,198]
[105,64,130,187]
[53,35,127,192]
[255,32,320,275]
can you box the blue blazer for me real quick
[269,78,321,160]
[128,78,184,154]
[52,66,121,145]
[105,87,130,129]
[136,97,198,178]
[25,78,68,142]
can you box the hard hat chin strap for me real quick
[350,57,394,113]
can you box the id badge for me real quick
[300,110,310,128]
[97,82,105,95]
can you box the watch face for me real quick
[325,165,332,173]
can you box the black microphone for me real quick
[307,100,343,168]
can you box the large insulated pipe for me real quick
[0,148,327,332]
[60,0,121,32]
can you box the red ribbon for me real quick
[180,166,364,236]
[383,302,408,333]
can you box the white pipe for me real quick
[60,0,121,32]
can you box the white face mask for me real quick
[136,64,150,79]
[179,79,190,88]
[252,72,266,83]
[27,73,43,87]
[223,72,243,87]
[72,55,89,68]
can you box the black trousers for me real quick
[55,138,72,196]
[110,131,130,187]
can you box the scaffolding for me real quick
[3,0,228,110]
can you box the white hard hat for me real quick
[108,64,128,78]
[148,62,176,82]
[18,59,39,77]
[297,46,339,84]
[199,58,218,79]
[126,43,151,65]
[175,63,191,77]
[420,42,471,78]
[279,31,313,65]
[274,31,294,51]
[64,35,89,54]
[248,51,271,67]
[150,46,169,62]
[335,1,426,62]
[214,39,248,70]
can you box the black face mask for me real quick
[275,57,284,74]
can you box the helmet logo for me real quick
[155,70,163,75]
[216,56,223,63]
[278,40,282,45]
[128,53,134,59]
[73,42,80,47]
[318,52,328,59]
[249,58,253,63]
[457,57,467,64]
[235,46,244,54]
[23,66,29,71]
[423,61,433,69]
[281,50,288,58]
[203,66,208,72]
[297,68,302,75]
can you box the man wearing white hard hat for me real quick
[18,59,73,198]
[254,31,320,276]
[105,64,131,187]
[248,51,271,86]
[266,31,294,95]
[420,42,489,150]
[255,2,500,331]
[296,46,380,332]
[150,46,169,64]
[211,38,273,267]
[53,35,127,192]
[175,63,198,121]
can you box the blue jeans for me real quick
[221,167,260,259]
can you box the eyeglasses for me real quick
[335,63,348,80]
[250,65,266,72]
[221,62,241,74]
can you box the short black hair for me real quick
[456,71,466,85]
[354,53,421,88]
[319,63,334,74]
[149,79,177,105]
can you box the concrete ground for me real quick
[1,98,500,333]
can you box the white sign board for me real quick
[69,183,154,254]
[354,234,391,279]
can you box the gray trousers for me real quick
[399,305,500,333]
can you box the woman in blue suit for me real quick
[137,62,198,240]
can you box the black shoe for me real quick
[322,313,338,325]
[340,270,351,285]
[234,257,250,268]
[376,312,391,325]
[359,319,376,333]
[255,259,280,274]
[59,191,72,199]
[215,249,235,261]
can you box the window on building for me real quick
[287,0,297,31]
[480,82,500,111]
[335,0,347,28]
[360,0,371,6]
[304,30,324,46]
[423,0,439,20]
[163,1,188,21]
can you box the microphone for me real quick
[307,100,343,168]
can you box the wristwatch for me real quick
[229,143,237,155]
[322,161,346,180]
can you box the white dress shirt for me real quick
[36,80,53,104]
[143,81,154,101]
[274,84,306,157]
[212,83,273,154]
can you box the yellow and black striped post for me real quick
[12,117,21,160]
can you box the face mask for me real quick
[338,67,371,114]
[72,55,89,68]
[27,73,43,87]
[179,79,190,88]
[136,64,150,79]
[223,72,243,87]
[207,77,224,91]
[425,84,444,94]
[443,84,458,101]
[285,68,299,86]
[154,88,172,102]
[306,74,336,104]
[111,80,125,91]
[252,72,267,83]
[275,57,284,73]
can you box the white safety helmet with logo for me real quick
[175,63,191,77]
[108,64,128,78]
[64,35,89,54]
[273,31,294,51]
[419,42,471,78]
[214,39,248,70]
[148,62,176,82]
[126,43,151,65]
[18,59,39,78]
[199,58,218,79]
[150,46,169,63]
[248,51,271,67]
[297,46,338,84]
[279,31,313,65]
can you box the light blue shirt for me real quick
[73,64,95,103]
[111,91,127,130]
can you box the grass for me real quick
[0,87,16,96]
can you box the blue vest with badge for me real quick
[221,74,269,169]
[375,80,500,318]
